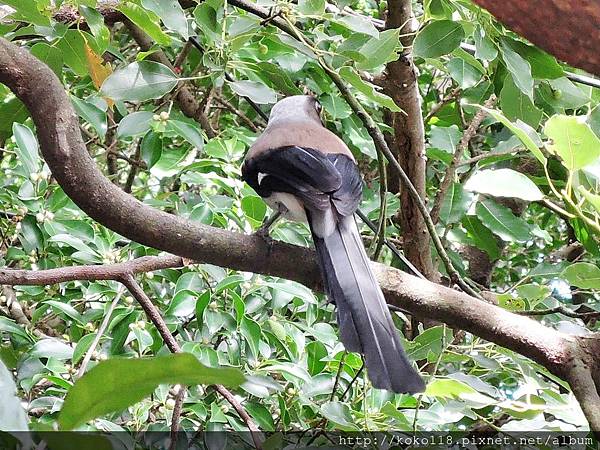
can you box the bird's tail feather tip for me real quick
[367,358,426,394]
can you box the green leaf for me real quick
[473,27,497,61]
[245,402,275,431]
[297,0,325,15]
[335,15,379,37]
[0,359,29,431]
[464,168,543,201]
[49,233,96,254]
[141,0,188,39]
[356,29,401,70]
[0,317,33,342]
[475,106,546,164]
[12,123,40,176]
[320,401,358,431]
[150,146,196,178]
[141,131,163,168]
[30,42,63,77]
[499,40,533,98]
[475,199,531,242]
[578,186,600,213]
[59,353,244,430]
[447,57,483,89]
[545,115,600,170]
[539,77,590,109]
[117,111,154,138]
[31,339,73,360]
[462,215,500,261]
[320,94,352,119]
[0,97,28,141]
[338,66,401,112]
[425,378,476,399]
[71,96,107,139]
[19,215,43,253]
[118,2,171,45]
[166,290,197,317]
[439,183,473,224]
[413,20,464,58]
[43,300,84,325]
[241,195,267,223]
[101,61,178,102]
[500,75,542,128]
[167,120,204,151]
[1,0,50,26]
[228,80,277,104]
[306,341,327,375]
[562,263,600,289]
[240,317,261,357]
[79,5,110,51]
[255,62,303,96]
[509,41,564,79]
[73,333,98,365]
[56,30,91,77]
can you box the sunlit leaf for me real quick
[464,168,543,201]
[545,115,600,170]
[101,61,178,102]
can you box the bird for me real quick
[241,95,425,394]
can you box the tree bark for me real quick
[383,0,438,281]
[473,0,600,77]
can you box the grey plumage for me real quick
[242,95,425,393]
[310,211,425,393]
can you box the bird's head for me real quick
[267,95,323,127]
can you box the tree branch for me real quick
[424,87,461,124]
[383,0,437,283]
[472,0,600,77]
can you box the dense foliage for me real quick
[0,0,599,442]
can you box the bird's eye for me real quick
[315,100,322,113]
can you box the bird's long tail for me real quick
[309,211,425,394]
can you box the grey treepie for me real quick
[242,95,425,394]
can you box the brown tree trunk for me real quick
[383,0,439,282]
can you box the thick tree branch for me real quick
[383,0,437,283]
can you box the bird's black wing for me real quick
[242,146,362,216]
[242,146,362,215]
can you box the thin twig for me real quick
[456,147,526,167]
[341,361,364,401]
[430,94,497,224]
[424,87,461,123]
[330,351,347,401]
[370,153,388,260]
[77,288,124,378]
[124,139,143,194]
[517,305,600,319]
[214,94,263,132]
[169,386,185,450]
